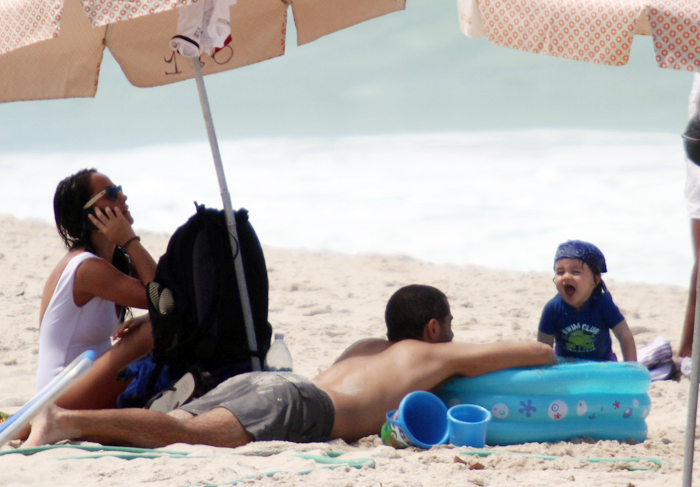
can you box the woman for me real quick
[37,168,156,408]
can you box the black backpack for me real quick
[117,204,272,407]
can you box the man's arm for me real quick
[404,340,557,390]
[443,341,557,377]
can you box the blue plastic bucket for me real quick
[381,391,449,449]
[447,404,491,447]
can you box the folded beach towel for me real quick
[649,361,675,382]
[637,336,675,381]
[638,336,672,369]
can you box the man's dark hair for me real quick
[385,284,449,342]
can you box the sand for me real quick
[0,213,697,487]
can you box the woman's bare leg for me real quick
[13,321,154,441]
[56,320,154,409]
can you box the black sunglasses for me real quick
[83,185,123,209]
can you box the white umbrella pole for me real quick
[683,261,700,487]
[191,58,262,372]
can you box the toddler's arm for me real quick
[612,319,637,362]
[537,331,554,347]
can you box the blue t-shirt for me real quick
[538,290,625,361]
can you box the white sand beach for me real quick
[0,213,697,487]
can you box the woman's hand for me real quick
[89,206,135,248]
[84,205,157,305]
[112,314,150,340]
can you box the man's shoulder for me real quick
[386,339,449,359]
[333,338,391,363]
[348,338,389,351]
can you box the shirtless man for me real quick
[24,284,555,447]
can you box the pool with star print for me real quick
[436,360,651,445]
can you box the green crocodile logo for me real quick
[565,329,595,351]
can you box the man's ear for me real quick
[423,318,441,342]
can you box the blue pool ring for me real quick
[436,360,651,446]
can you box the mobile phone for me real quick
[82,207,98,231]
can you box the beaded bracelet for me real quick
[122,235,141,250]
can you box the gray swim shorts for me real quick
[180,372,335,442]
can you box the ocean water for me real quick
[0,130,690,286]
[0,0,696,286]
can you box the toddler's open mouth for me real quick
[564,284,576,297]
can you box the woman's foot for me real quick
[22,405,76,448]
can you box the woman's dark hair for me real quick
[385,284,449,342]
[54,168,97,252]
[54,169,132,318]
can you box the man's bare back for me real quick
[315,338,555,441]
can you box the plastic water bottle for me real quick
[265,333,293,372]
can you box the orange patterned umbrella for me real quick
[458,0,700,72]
[0,0,405,101]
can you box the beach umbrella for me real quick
[0,0,406,372]
[457,0,700,483]
[457,0,700,72]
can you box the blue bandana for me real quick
[554,240,607,275]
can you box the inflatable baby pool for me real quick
[436,360,651,445]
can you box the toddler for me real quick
[537,240,637,362]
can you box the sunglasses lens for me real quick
[106,185,122,201]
